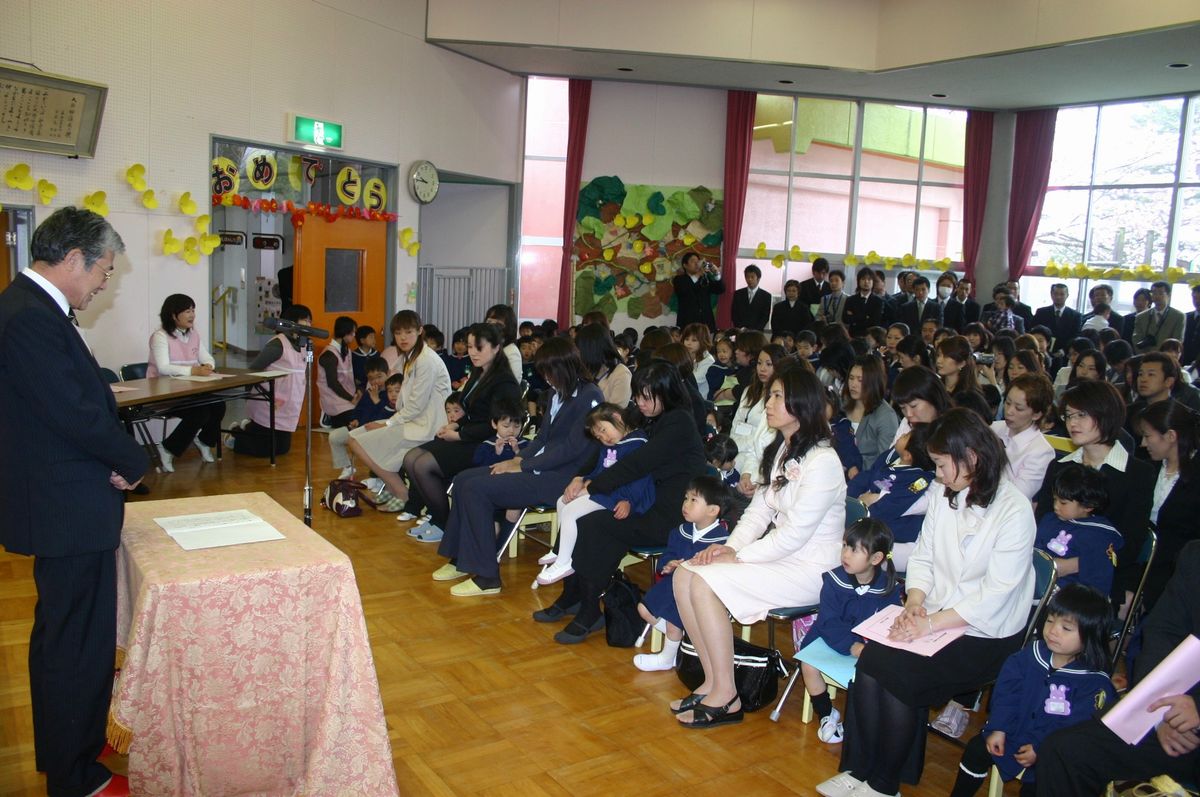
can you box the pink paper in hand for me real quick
[851,604,968,657]
[1101,634,1200,745]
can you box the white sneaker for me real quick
[156,444,175,473]
[535,559,575,585]
[815,772,864,797]
[537,551,557,566]
[337,466,355,480]
[817,707,844,743]
[194,439,215,463]
[632,649,678,672]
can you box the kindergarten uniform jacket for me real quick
[1034,513,1123,596]
[984,640,1116,781]
[847,449,934,543]
[799,566,901,655]
[643,519,731,628]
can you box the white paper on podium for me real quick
[1101,634,1200,745]
[154,510,285,551]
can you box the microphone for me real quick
[263,316,330,339]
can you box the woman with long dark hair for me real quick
[484,303,523,379]
[935,335,982,399]
[672,367,845,727]
[729,343,788,485]
[824,409,1037,797]
[537,361,706,643]
[576,323,631,407]
[400,322,521,541]
[842,354,897,469]
[890,365,953,444]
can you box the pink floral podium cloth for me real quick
[110,492,398,796]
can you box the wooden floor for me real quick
[0,434,1002,796]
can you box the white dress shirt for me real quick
[990,420,1055,500]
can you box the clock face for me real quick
[410,160,439,204]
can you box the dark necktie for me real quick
[67,309,79,326]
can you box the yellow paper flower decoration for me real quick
[141,190,158,210]
[788,245,803,262]
[901,253,916,267]
[83,191,108,217]
[641,213,654,226]
[682,233,696,246]
[163,229,182,255]
[1044,263,1060,277]
[178,192,197,215]
[1120,270,1137,281]
[771,254,785,269]
[883,257,898,270]
[125,164,147,191]
[194,214,210,233]
[754,242,767,259]
[37,179,57,205]
[864,250,882,266]
[1103,268,1125,279]
[400,227,414,246]
[624,215,638,229]
[640,262,654,274]
[603,248,615,261]
[406,242,421,257]
[633,240,645,253]
[918,259,933,270]
[613,214,626,228]
[4,164,34,190]
[198,233,221,256]
[1167,267,1186,282]
[843,255,860,267]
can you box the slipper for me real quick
[678,695,743,729]
[375,495,406,513]
[670,692,707,715]
[450,578,501,597]
[432,563,468,581]
[415,524,444,543]
[532,602,579,623]
[553,615,605,645]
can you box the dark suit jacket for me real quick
[673,273,724,332]
[770,299,814,335]
[731,287,771,331]
[456,370,521,444]
[520,382,603,480]
[842,293,884,337]
[1032,305,1082,349]
[1183,310,1200,366]
[1143,474,1200,609]
[798,278,831,309]
[0,273,148,557]
[898,299,943,331]
[942,298,980,332]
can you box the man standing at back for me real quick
[0,207,148,796]
[672,251,724,332]
[730,263,771,330]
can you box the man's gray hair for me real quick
[30,206,125,269]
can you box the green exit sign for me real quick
[287,114,344,150]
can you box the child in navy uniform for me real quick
[537,404,656,586]
[441,328,471,389]
[471,399,528,467]
[633,475,733,671]
[705,337,737,402]
[1034,463,1123,597]
[798,519,902,743]
[705,434,740,488]
[847,423,936,570]
[823,386,863,478]
[351,324,378,389]
[328,366,399,478]
[950,584,1116,797]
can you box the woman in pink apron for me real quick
[226,304,312,457]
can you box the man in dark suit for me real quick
[897,276,943,331]
[730,263,771,331]
[771,279,814,335]
[1032,282,1083,353]
[0,208,148,797]
[843,269,884,337]
[942,276,981,332]
[1082,283,1123,335]
[1184,284,1200,367]
[672,252,724,332]
[797,257,832,311]
[890,269,914,306]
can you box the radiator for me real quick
[416,266,508,335]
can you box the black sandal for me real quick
[678,695,743,729]
[670,692,706,715]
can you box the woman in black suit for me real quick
[538,361,706,643]
[433,337,602,596]
[402,322,521,539]
[1035,380,1154,605]
[1134,399,1200,608]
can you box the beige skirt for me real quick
[350,424,426,472]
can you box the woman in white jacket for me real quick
[730,344,788,493]
[671,367,845,728]
[820,408,1036,797]
[349,310,451,511]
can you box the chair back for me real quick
[1022,549,1058,647]
[99,367,121,384]
[121,362,149,380]
[1111,527,1158,672]
[845,496,868,529]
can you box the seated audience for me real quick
[1035,464,1123,596]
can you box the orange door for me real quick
[292,216,389,420]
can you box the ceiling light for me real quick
[930,93,947,98]
[1166,62,1191,69]
[778,79,794,85]
[617,67,634,72]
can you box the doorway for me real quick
[0,205,34,291]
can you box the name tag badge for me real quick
[733,421,754,437]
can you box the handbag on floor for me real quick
[321,479,368,517]
[676,634,788,712]
[601,571,644,647]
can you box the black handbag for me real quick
[601,571,644,647]
[676,634,788,712]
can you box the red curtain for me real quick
[716,90,757,329]
[1007,109,1057,281]
[555,79,592,326]
[961,110,993,290]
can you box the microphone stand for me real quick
[300,333,315,526]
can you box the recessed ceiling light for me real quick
[1166,62,1191,69]
[617,67,634,72]
[930,93,948,98]
[778,79,794,85]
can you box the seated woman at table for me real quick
[432,337,602,596]
[226,304,313,458]
[400,322,521,542]
[820,408,1036,797]
[670,366,845,727]
[148,293,225,472]
[348,310,452,512]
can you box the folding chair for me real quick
[120,362,149,381]
[1110,527,1157,674]
[496,505,558,562]
[117,362,170,470]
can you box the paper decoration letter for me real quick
[210,156,239,197]
[335,166,360,205]
[247,152,277,191]
[364,177,387,211]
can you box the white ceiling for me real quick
[432,22,1200,110]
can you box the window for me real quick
[516,77,569,322]
[738,95,964,290]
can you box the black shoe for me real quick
[553,615,605,644]
[532,602,580,623]
[132,483,150,495]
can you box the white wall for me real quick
[420,183,510,270]
[0,0,523,369]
